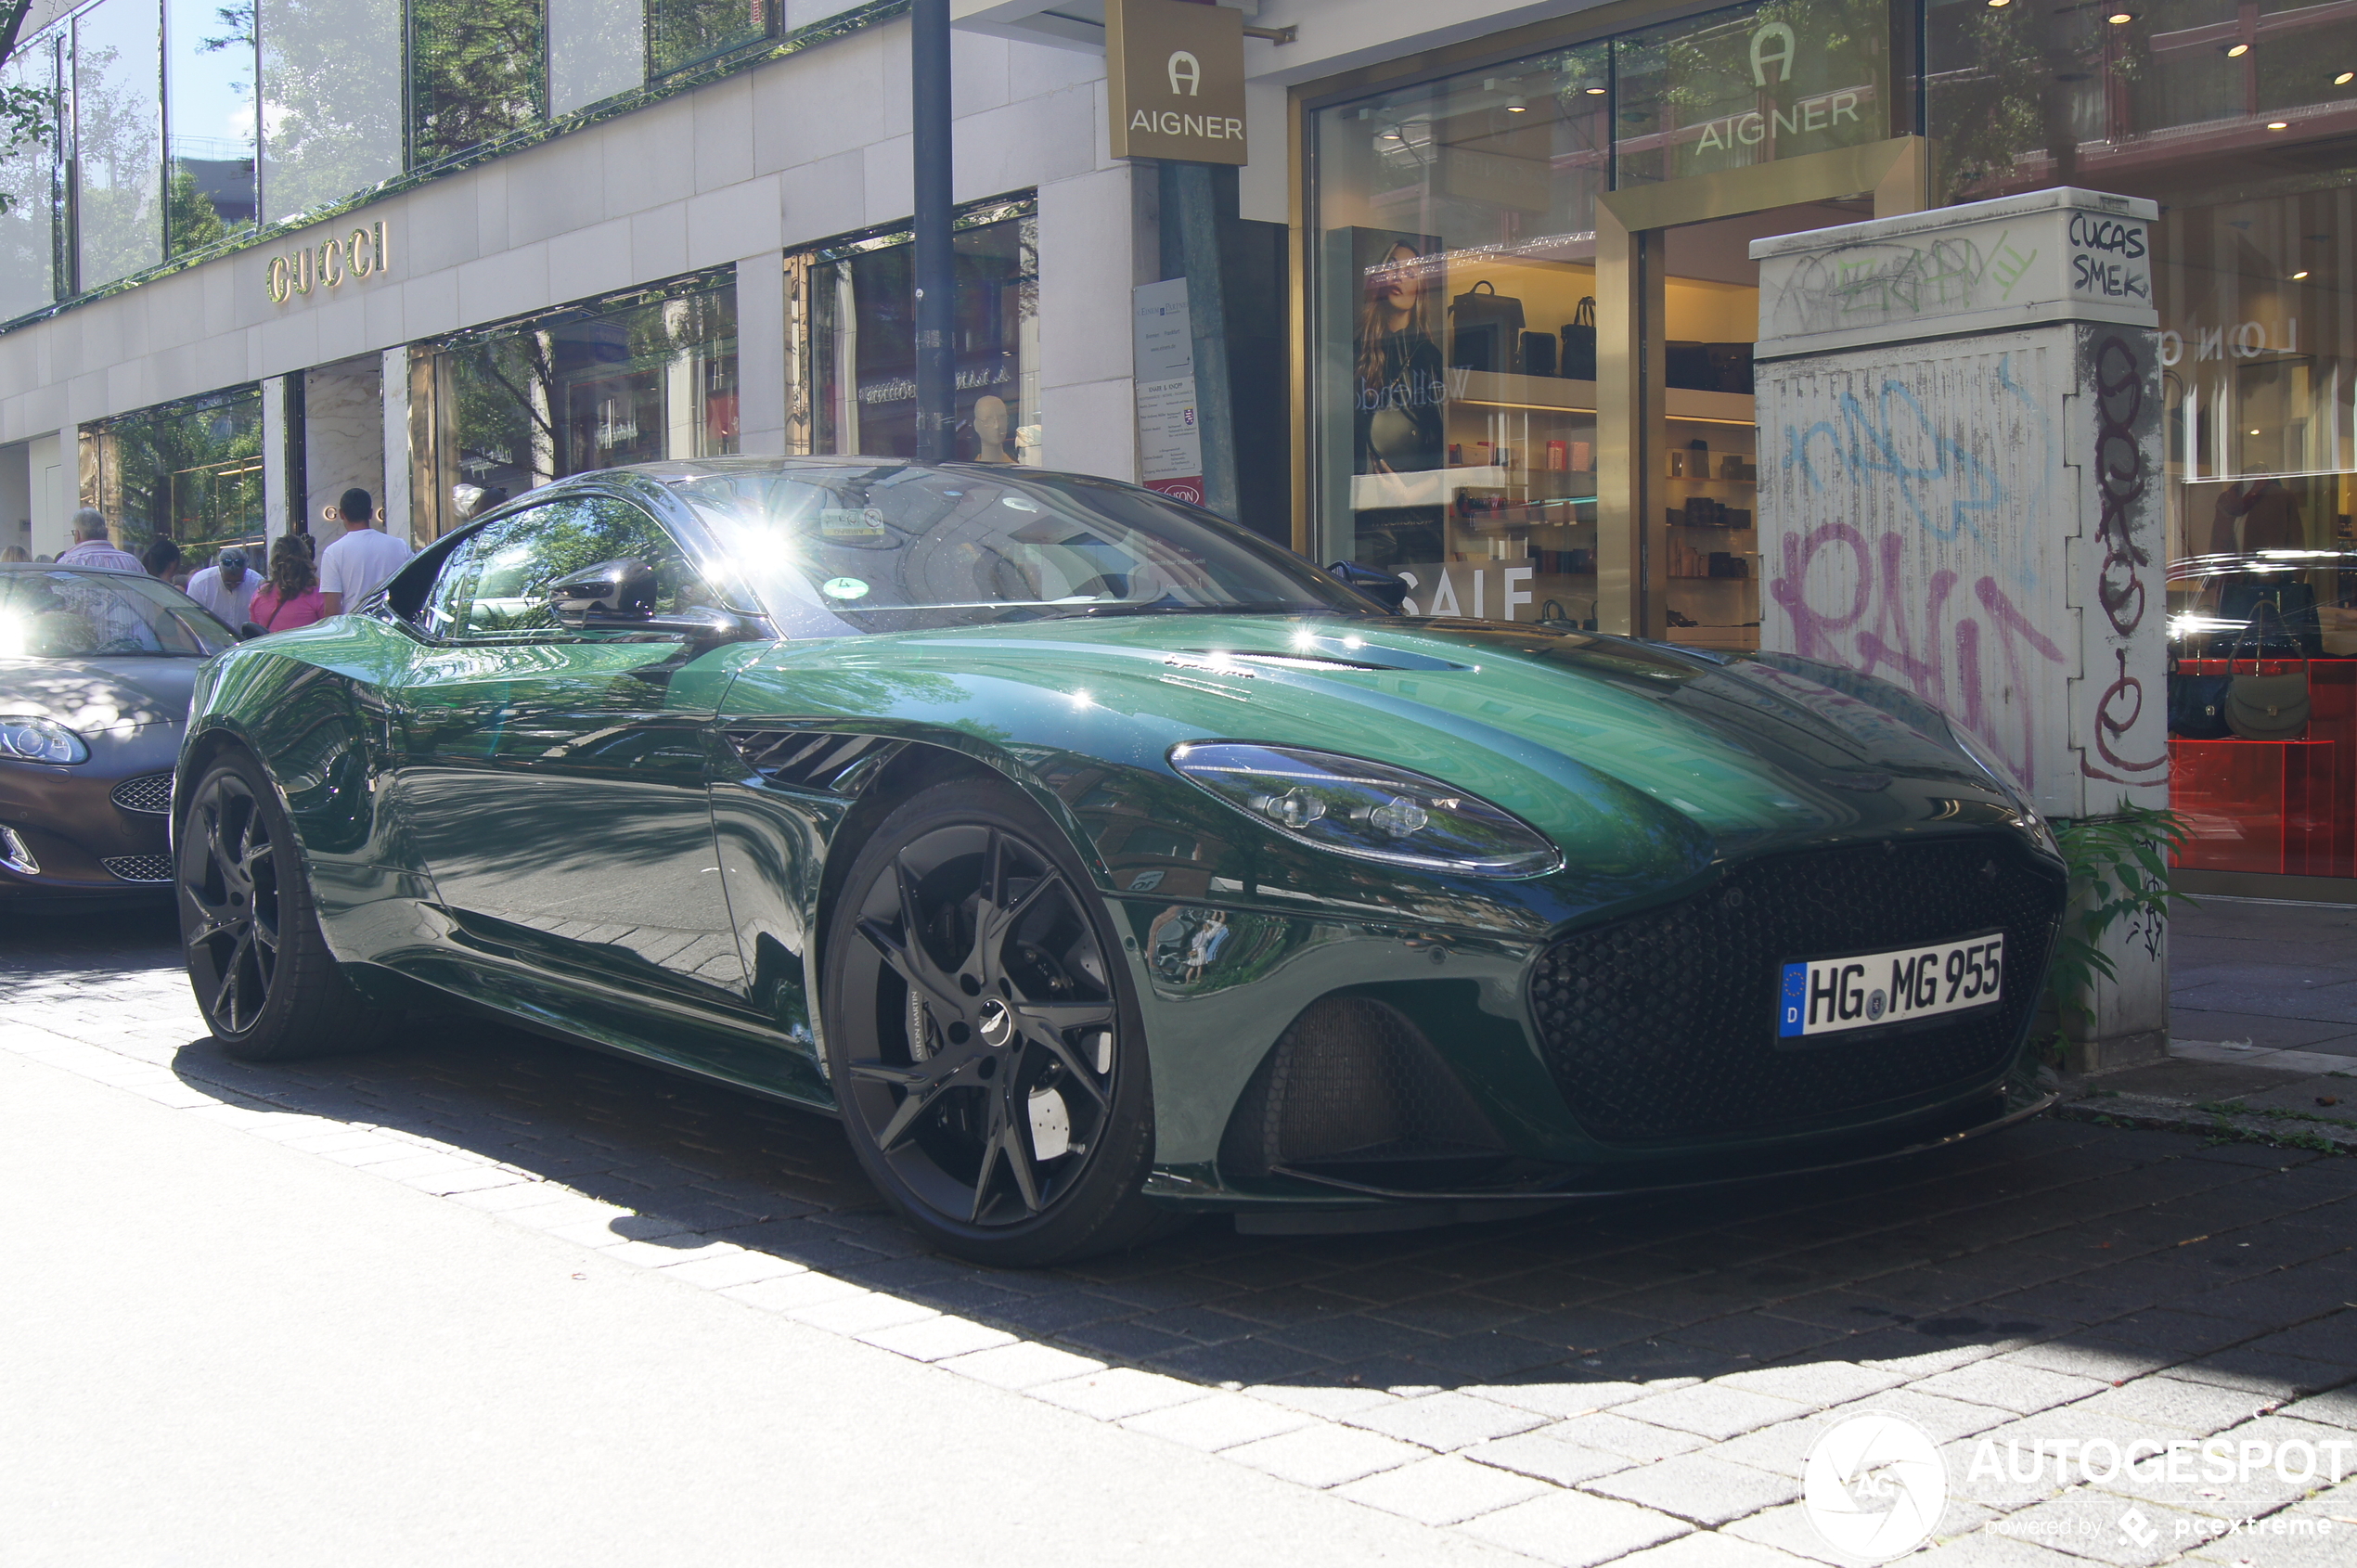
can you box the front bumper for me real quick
[0,725,180,897]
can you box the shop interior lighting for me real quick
[1584,84,1605,95]
[1985,0,2009,9]
[2226,42,2250,57]
[2107,10,2133,21]
[2339,71,2356,84]
[2293,269,2311,279]
[1506,97,1526,111]
[2268,119,2289,129]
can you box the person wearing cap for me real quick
[185,544,262,625]
[318,487,414,616]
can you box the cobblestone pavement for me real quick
[7,902,2357,1568]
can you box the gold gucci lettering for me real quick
[264,220,391,304]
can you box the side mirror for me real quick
[238,621,267,640]
[549,558,660,627]
[1327,560,1410,613]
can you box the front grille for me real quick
[1528,837,2063,1145]
[110,772,173,815]
[102,854,174,882]
[1221,995,1506,1182]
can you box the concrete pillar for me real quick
[1753,186,2169,1071]
[0,440,29,557]
[734,251,790,457]
[381,347,415,546]
[1036,163,1140,482]
[303,356,388,540]
[261,377,290,546]
[27,431,66,559]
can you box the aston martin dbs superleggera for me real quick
[174,459,2067,1264]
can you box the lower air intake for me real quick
[102,854,174,882]
[1221,995,1506,1184]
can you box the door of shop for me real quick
[1591,137,1933,639]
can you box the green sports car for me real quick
[174,458,2067,1265]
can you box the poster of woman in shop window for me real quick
[1351,232,1447,477]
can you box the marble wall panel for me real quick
[301,356,386,536]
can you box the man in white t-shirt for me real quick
[184,545,260,625]
[318,489,415,616]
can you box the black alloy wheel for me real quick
[823,780,1169,1265]
[178,750,386,1060]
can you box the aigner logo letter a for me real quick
[1168,49,1200,96]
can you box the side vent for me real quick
[726,730,901,794]
[1220,995,1508,1187]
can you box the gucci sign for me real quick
[264,220,391,303]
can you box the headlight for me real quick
[1169,742,1561,877]
[0,715,88,765]
[1944,724,2056,855]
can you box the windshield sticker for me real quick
[821,576,871,600]
[819,508,891,544]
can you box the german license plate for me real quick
[1778,933,2004,1039]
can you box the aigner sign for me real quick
[1105,0,1247,165]
[264,220,392,303]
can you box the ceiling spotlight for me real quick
[2293,269,2311,279]
[2250,429,2262,436]
[2268,119,2290,129]
[1506,97,1526,112]
[2226,42,2250,57]
[2108,10,2133,21]
[1585,85,1606,96]
[1985,0,2010,8]
[2338,71,2355,84]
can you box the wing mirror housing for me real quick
[547,558,754,648]
[1327,560,1411,613]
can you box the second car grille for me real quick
[1527,836,2063,1145]
[110,772,174,815]
[102,854,174,882]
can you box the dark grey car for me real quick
[0,564,236,898]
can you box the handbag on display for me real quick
[1559,297,1597,380]
[1520,330,1556,378]
[2167,653,2233,739]
[2224,602,2312,741]
[1449,280,1526,374]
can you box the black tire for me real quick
[178,749,389,1061]
[820,779,1172,1266]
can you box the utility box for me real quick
[1751,186,2168,1070]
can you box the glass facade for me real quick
[164,0,258,255]
[423,272,739,534]
[0,32,62,320]
[86,385,266,564]
[73,0,164,289]
[549,0,645,117]
[409,0,547,167]
[791,202,1040,463]
[259,0,404,222]
[649,0,768,77]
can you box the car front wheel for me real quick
[820,779,1171,1266]
[178,748,387,1060]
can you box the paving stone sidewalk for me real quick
[6,900,2356,1567]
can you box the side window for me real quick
[442,496,714,644]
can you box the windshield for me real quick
[660,464,1371,635]
[0,569,237,658]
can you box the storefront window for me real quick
[649,0,769,77]
[86,386,265,564]
[73,0,164,289]
[409,0,547,165]
[164,0,258,255]
[0,31,62,320]
[549,0,644,116]
[426,272,739,533]
[1309,47,1609,623]
[260,0,404,222]
[792,201,1040,462]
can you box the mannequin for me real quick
[971,395,1016,463]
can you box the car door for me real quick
[389,493,749,1009]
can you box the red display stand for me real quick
[2170,659,2349,876]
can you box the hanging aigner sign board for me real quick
[1105,0,1247,165]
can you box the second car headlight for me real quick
[1169,742,1560,876]
[0,715,88,765]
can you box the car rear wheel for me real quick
[179,749,387,1060]
[820,779,1171,1266]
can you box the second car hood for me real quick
[0,654,200,733]
[728,613,2017,869]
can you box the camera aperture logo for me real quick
[1803,1412,1948,1561]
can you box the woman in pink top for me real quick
[247,535,327,633]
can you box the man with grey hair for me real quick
[55,509,144,572]
[185,545,261,625]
